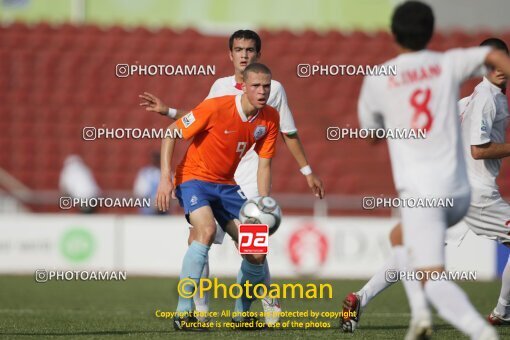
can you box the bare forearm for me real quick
[257,162,272,196]
[471,143,510,160]
[160,124,178,179]
[282,133,309,168]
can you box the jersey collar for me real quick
[235,94,259,122]
[231,76,243,91]
[482,77,505,95]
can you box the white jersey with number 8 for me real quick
[358,47,491,197]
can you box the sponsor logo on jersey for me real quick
[254,125,267,140]
[182,112,195,128]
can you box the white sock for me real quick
[194,260,209,312]
[394,248,429,318]
[495,253,510,318]
[424,280,487,338]
[357,245,405,308]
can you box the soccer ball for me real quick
[239,196,282,235]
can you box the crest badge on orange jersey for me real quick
[254,125,267,140]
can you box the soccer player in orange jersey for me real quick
[141,31,323,324]
[156,63,279,331]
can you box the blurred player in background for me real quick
[59,155,101,214]
[342,37,510,336]
[351,1,510,339]
[133,151,163,215]
[140,29,324,324]
[156,63,279,330]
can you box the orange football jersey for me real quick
[174,95,279,186]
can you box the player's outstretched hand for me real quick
[156,178,174,212]
[139,92,169,115]
[306,173,325,199]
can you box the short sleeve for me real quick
[446,47,492,83]
[255,112,280,159]
[176,99,216,140]
[467,92,496,145]
[269,81,297,134]
[358,76,384,129]
[458,96,470,117]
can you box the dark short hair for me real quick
[480,38,509,54]
[391,1,434,51]
[242,63,271,80]
[229,30,261,53]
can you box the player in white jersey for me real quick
[139,30,324,326]
[352,2,510,339]
[459,38,510,326]
[341,38,510,337]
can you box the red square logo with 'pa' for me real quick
[238,224,269,254]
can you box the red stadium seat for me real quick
[3,23,509,213]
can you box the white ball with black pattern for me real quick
[239,196,282,235]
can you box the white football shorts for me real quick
[464,194,510,245]
[402,193,471,269]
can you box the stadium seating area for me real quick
[2,23,510,212]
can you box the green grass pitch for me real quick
[0,276,508,339]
